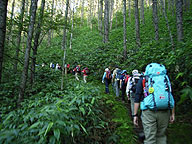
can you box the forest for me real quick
[0,0,192,143]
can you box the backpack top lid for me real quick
[144,63,167,76]
[132,69,138,75]
[121,70,127,74]
[105,68,109,71]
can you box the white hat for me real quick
[105,68,109,71]
[132,69,138,75]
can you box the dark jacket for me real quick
[135,77,144,103]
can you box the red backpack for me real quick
[124,75,130,84]
[84,67,89,74]
[106,70,112,79]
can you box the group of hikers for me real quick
[72,65,89,83]
[102,63,175,144]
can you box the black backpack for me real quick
[130,76,140,93]
[116,69,122,80]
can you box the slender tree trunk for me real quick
[152,0,159,40]
[0,0,8,83]
[99,0,103,35]
[31,0,45,85]
[70,0,75,49]
[128,0,131,22]
[134,0,141,47]
[123,0,127,60]
[25,0,29,16]
[160,0,174,49]
[90,0,93,30]
[22,0,29,52]
[48,0,54,46]
[103,0,109,43]
[13,0,25,73]
[8,0,15,44]
[98,0,100,31]
[168,0,171,11]
[81,0,85,26]
[61,0,69,90]
[176,0,183,42]
[140,0,145,24]
[171,0,175,16]
[109,0,114,30]
[19,0,38,103]
[115,0,119,28]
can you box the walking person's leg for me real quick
[105,79,109,93]
[115,80,119,97]
[156,110,170,144]
[142,110,158,144]
[75,73,79,81]
[121,85,126,101]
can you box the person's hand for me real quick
[170,113,175,123]
[133,116,138,127]
[102,80,104,83]
[127,95,130,101]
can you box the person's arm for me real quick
[133,103,140,126]
[102,72,106,83]
[112,70,116,83]
[133,78,143,126]
[126,77,131,99]
[170,106,175,123]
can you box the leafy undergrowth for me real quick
[98,81,137,144]
[167,122,192,144]
[0,70,136,144]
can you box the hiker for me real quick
[102,68,112,94]
[42,63,45,67]
[126,69,141,117]
[133,63,175,144]
[50,63,55,69]
[56,63,60,70]
[120,70,130,102]
[67,64,70,73]
[112,66,121,97]
[82,67,89,83]
[73,65,81,81]
[50,63,53,68]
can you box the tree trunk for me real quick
[168,0,171,12]
[160,0,174,49]
[0,0,8,83]
[134,0,141,47]
[8,0,15,44]
[103,0,109,43]
[98,0,100,31]
[48,0,55,46]
[70,0,75,49]
[176,0,183,42]
[19,0,38,103]
[13,0,25,73]
[89,0,93,30]
[31,0,45,85]
[123,0,127,60]
[81,0,85,26]
[61,0,69,90]
[140,0,145,24]
[128,0,131,22]
[171,0,175,16]
[152,0,159,40]
[99,0,103,35]
[109,0,114,30]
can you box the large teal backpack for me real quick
[140,63,175,110]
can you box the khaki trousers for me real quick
[141,109,170,144]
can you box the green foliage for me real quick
[0,76,109,143]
